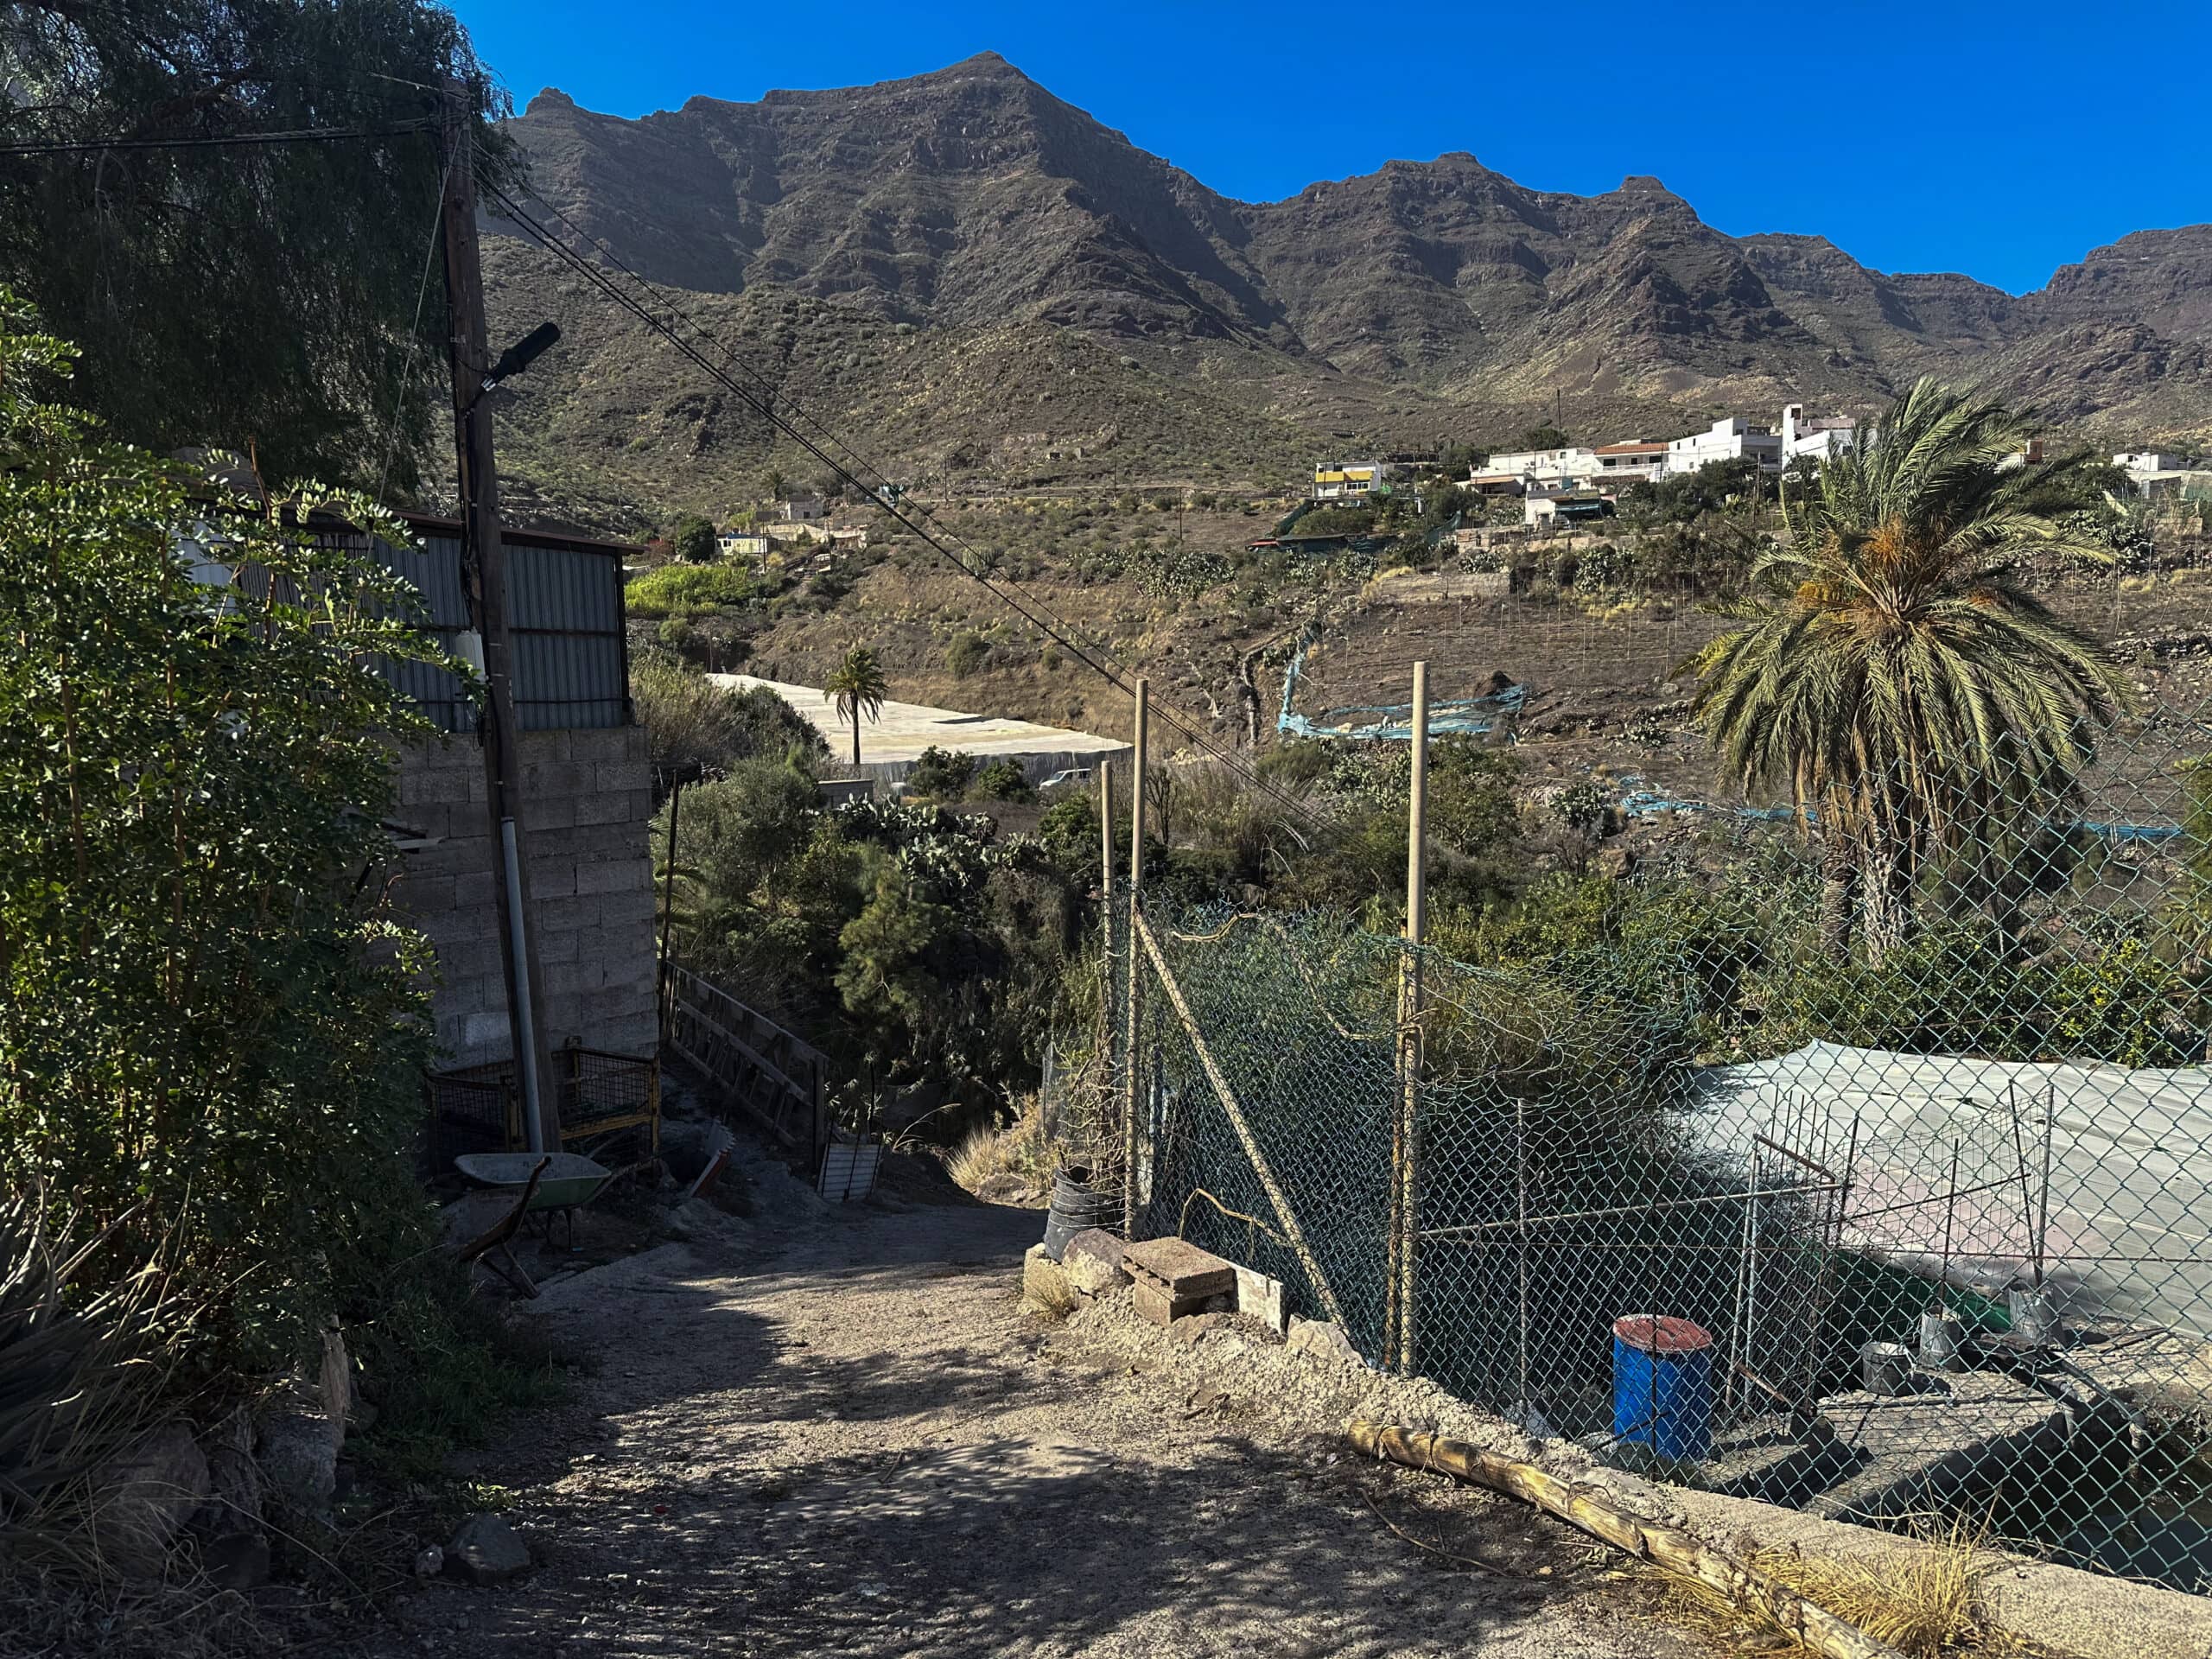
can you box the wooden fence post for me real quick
[1121,679,1148,1238]
[1393,661,1430,1374]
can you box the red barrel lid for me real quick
[1612,1314,1713,1354]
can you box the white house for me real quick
[2115,450,2190,478]
[1782,404,1858,463]
[717,529,769,561]
[779,495,826,523]
[1480,446,1599,492]
[1666,417,1783,477]
[1590,440,1669,488]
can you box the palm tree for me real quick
[1689,379,2131,962]
[823,645,889,769]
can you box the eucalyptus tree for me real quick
[0,0,512,486]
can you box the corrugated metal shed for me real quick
[367,516,634,732]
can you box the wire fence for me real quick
[1101,692,2212,1594]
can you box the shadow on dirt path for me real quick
[362,1179,1714,1657]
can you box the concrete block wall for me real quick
[390,726,658,1068]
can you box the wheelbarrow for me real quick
[454,1151,616,1261]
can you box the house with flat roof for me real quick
[1313,460,1389,500]
[1667,417,1783,477]
[1592,440,1669,487]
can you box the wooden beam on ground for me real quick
[1345,1419,1906,1659]
[1132,910,1348,1331]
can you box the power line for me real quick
[479,179,1332,831]
[0,121,436,156]
[377,145,455,504]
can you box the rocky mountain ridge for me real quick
[480,54,2208,523]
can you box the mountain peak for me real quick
[493,56,2210,435]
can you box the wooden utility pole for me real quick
[1391,661,1430,1373]
[1121,678,1149,1237]
[441,77,556,1154]
[656,774,684,1046]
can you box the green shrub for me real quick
[626,563,760,619]
[903,745,976,800]
[0,296,445,1376]
[944,630,988,678]
[969,759,1034,802]
[631,654,827,784]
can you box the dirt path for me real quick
[372,1176,1717,1658]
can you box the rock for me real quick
[1021,1243,1077,1313]
[414,1544,446,1578]
[1286,1317,1364,1370]
[663,1198,729,1242]
[97,1418,210,1577]
[444,1512,531,1585]
[1592,845,1638,880]
[1234,1265,1288,1334]
[257,1405,337,1519]
[202,1531,270,1590]
[1170,1312,1232,1347]
[1062,1228,1131,1296]
[976,1173,1038,1205]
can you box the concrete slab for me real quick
[705,672,1127,777]
[1813,1370,2073,1522]
[1668,1485,2212,1659]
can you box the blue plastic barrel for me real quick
[1611,1313,1713,1462]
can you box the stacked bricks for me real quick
[388,725,658,1065]
[1122,1237,1237,1325]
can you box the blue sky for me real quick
[454,1,2209,296]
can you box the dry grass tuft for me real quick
[1651,1519,2015,1658]
[944,1096,1062,1198]
[1025,1270,1081,1322]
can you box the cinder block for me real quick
[400,836,486,880]
[529,861,577,899]
[536,926,581,965]
[391,802,448,842]
[572,788,639,827]
[524,824,585,859]
[454,869,496,910]
[596,887,656,931]
[518,730,569,764]
[398,767,472,806]
[394,874,455,914]
[523,794,576,831]
[534,893,601,934]
[1236,1265,1289,1335]
[524,760,594,798]
[593,760,648,795]
[575,857,647,896]
[432,936,504,982]
[461,1009,512,1052]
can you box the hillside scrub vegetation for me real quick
[0,300,590,1586]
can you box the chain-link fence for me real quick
[1109,684,2212,1593]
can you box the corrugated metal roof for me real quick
[366,523,629,732]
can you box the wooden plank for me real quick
[1347,1420,1906,1659]
[1132,911,1349,1330]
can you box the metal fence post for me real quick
[1393,661,1430,1374]
[1122,678,1148,1240]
